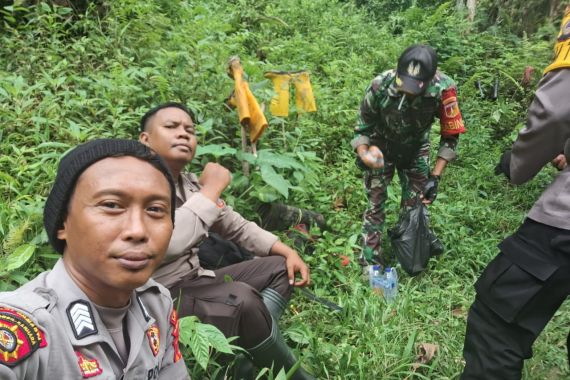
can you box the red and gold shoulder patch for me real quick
[439,88,466,137]
[75,351,103,378]
[0,307,47,367]
[169,310,182,363]
[146,324,160,357]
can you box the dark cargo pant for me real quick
[462,219,570,379]
[361,142,430,263]
[169,256,291,349]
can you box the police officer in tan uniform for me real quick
[139,103,314,379]
[0,139,190,379]
[461,7,570,379]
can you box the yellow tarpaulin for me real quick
[264,70,317,117]
[227,57,268,143]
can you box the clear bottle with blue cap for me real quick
[368,265,385,296]
[383,267,398,303]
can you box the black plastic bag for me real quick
[198,233,254,270]
[388,203,443,276]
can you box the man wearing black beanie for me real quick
[0,139,190,379]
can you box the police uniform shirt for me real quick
[152,172,279,288]
[0,259,190,380]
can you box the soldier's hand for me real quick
[199,163,232,203]
[358,145,385,169]
[422,175,439,204]
[551,154,567,171]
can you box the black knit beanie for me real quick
[44,138,176,254]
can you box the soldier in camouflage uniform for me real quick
[351,44,466,266]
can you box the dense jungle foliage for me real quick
[1,0,568,378]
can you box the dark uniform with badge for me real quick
[461,8,570,379]
[352,45,466,264]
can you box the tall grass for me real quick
[0,0,567,378]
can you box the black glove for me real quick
[494,149,512,179]
[423,175,439,202]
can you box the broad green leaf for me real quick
[190,328,210,370]
[197,118,214,134]
[195,144,236,158]
[236,151,257,164]
[257,150,305,170]
[4,244,36,272]
[196,323,233,354]
[178,316,199,345]
[251,186,280,203]
[260,165,290,198]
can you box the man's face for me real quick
[57,156,173,300]
[139,107,197,170]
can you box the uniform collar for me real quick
[44,259,156,350]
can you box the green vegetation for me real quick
[1,0,568,378]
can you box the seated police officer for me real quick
[0,139,189,379]
[139,102,314,379]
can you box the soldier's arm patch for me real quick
[0,307,47,367]
[439,88,466,136]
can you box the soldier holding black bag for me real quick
[351,44,466,268]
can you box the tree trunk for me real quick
[457,0,477,22]
[466,0,477,21]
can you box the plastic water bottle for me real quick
[383,267,398,302]
[368,265,384,296]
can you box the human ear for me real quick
[139,131,150,146]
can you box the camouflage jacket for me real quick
[351,69,466,167]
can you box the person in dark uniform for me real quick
[461,6,570,379]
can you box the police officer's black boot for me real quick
[260,288,288,320]
[232,353,255,380]
[247,316,314,380]
[247,288,315,380]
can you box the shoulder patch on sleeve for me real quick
[439,87,466,136]
[169,310,183,363]
[0,307,47,367]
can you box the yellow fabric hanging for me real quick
[264,71,291,117]
[264,70,317,117]
[292,71,317,113]
[228,57,268,143]
[544,6,570,74]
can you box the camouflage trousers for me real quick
[361,143,431,264]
